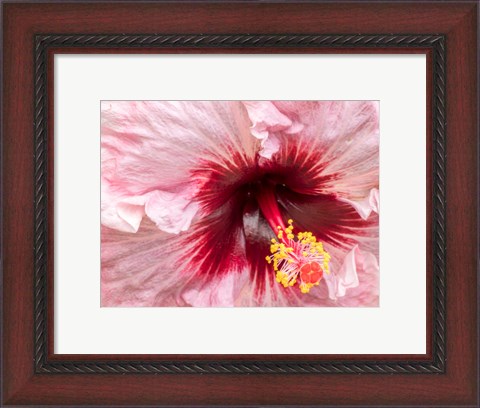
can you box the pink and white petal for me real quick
[144,190,199,234]
[259,133,281,159]
[101,187,147,233]
[242,101,294,139]
[101,187,199,235]
[339,188,379,220]
[334,245,361,298]
[272,101,336,140]
[242,101,302,158]
[324,245,379,306]
[336,248,379,307]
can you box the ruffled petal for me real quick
[242,101,293,139]
[101,189,146,233]
[324,245,360,299]
[323,245,378,306]
[101,188,199,234]
[327,246,379,306]
[339,188,379,220]
[259,133,280,160]
[242,101,302,158]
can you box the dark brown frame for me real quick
[2,2,478,406]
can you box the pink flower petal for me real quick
[242,101,293,139]
[101,189,199,235]
[181,272,249,307]
[101,192,145,233]
[259,133,280,160]
[144,190,198,234]
[115,196,147,232]
[324,245,378,305]
[242,101,302,158]
[339,188,380,220]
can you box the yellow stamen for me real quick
[265,220,331,294]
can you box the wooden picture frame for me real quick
[2,1,477,406]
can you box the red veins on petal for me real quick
[299,262,324,284]
[276,186,376,249]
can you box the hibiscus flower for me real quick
[101,100,379,307]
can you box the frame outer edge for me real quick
[34,33,447,375]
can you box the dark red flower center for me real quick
[189,153,373,298]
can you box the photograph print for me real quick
[100,100,379,307]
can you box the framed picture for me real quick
[2,1,478,407]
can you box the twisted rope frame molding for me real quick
[33,33,446,374]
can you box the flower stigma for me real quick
[265,220,331,294]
